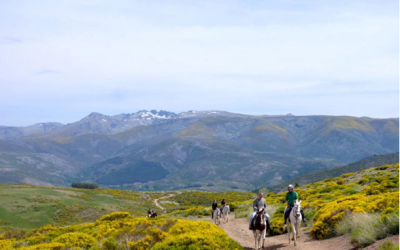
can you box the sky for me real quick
[0,0,398,126]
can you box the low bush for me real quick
[378,241,399,250]
[336,212,399,247]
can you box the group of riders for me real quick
[209,184,306,232]
[249,184,306,233]
[211,198,226,218]
[148,184,305,230]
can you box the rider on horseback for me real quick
[212,199,218,219]
[220,198,226,212]
[284,184,306,224]
[249,192,272,232]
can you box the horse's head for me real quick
[256,209,265,223]
[254,208,266,230]
[293,200,302,218]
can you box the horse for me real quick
[213,208,221,225]
[149,211,157,218]
[287,200,302,246]
[221,205,230,223]
[252,208,266,250]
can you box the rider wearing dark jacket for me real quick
[219,199,227,213]
[212,200,218,219]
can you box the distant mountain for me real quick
[0,122,63,139]
[0,111,398,190]
[270,152,400,192]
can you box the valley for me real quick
[0,111,398,191]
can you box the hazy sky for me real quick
[1,0,398,126]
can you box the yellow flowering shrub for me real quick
[3,213,242,249]
[311,192,399,239]
[52,232,97,248]
[0,239,15,250]
[99,212,132,221]
[19,242,65,250]
[153,220,242,250]
[266,164,398,239]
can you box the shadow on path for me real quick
[244,243,287,250]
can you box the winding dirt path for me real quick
[202,213,399,250]
[153,194,175,210]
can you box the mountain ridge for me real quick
[0,110,398,190]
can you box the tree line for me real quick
[71,182,98,189]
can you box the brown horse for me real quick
[150,212,157,218]
[252,208,266,250]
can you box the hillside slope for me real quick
[0,112,398,190]
[271,152,399,192]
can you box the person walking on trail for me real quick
[211,199,218,219]
[284,184,306,224]
[249,192,271,232]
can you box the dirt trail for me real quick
[153,194,175,210]
[203,213,398,250]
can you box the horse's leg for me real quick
[292,222,297,246]
[262,229,265,249]
[253,231,257,250]
[297,216,301,238]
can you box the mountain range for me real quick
[0,110,398,191]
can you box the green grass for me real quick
[0,186,151,229]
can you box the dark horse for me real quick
[149,212,157,218]
[252,208,266,250]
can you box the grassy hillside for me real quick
[0,185,154,230]
[0,186,254,230]
[270,152,399,192]
[265,163,399,247]
[0,163,397,249]
[0,187,252,249]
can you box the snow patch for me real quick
[140,111,171,119]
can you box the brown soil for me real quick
[153,194,175,210]
[202,213,399,250]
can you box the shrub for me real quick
[20,242,66,250]
[102,238,118,250]
[53,232,96,248]
[378,242,398,250]
[99,212,132,221]
[269,206,286,235]
[336,212,399,248]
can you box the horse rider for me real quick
[284,184,306,224]
[249,192,271,232]
[220,198,226,212]
[211,199,218,219]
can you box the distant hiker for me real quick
[284,184,306,224]
[249,192,271,232]
[220,198,226,212]
[147,208,152,217]
[212,199,218,219]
